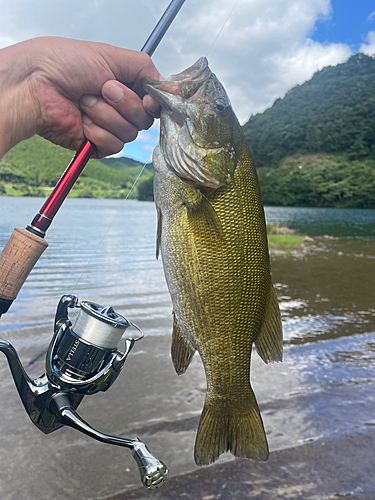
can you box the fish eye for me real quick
[215,99,228,116]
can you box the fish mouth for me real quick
[142,58,227,190]
[141,57,211,110]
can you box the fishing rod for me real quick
[0,0,185,490]
[0,0,186,317]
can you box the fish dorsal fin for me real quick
[254,284,283,363]
[156,207,162,260]
[171,313,196,375]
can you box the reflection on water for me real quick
[265,205,375,238]
[1,198,375,500]
[272,238,375,345]
[0,198,170,342]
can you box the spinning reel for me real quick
[0,294,168,489]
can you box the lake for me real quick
[0,197,375,500]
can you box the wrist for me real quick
[0,41,43,159]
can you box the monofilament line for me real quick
[71,159,150,292]
[206,0,241,57]
[72,0,241,292]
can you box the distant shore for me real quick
[0,184,137,199]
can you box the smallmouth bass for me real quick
[142,58,282,466]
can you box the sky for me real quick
[1,0,374,163]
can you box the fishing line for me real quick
[205,0,241,57]
[72,0,241,292]
[71,157,151,293]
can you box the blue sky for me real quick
[1,0,375,164]
[122,128,159,165]
[312,0,375,50]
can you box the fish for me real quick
[141,57,283,466]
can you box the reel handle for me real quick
[132,440,168,489]
[50,393,168,489]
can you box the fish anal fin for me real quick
[194,388,269,466]
[171,314,195,375]
[255,284,283,363]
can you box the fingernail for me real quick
[81,95,97,107]
[82,114,92,125]
[103,81,124,103]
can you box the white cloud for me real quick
[136,129,159,144]
[360,31,375,56]
[149,0,351,121]
[0,0,356,145]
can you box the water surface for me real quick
[265,205,375,239]
[0,198,374,500]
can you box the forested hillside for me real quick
[0,136,151,199]
[100,156,152,175]
[243,53,375,207]
[244,53,375,166]
[243,54,375,208]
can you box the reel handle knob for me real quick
[132,440,168,489]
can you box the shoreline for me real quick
[107,427,375,500]
[1,192,375,209]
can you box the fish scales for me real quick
[142,58,282,466]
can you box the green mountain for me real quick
[243,53,375,208]
[100,156,153,175]
[244,53,375,167]
[0,135,152,199]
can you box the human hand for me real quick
[0,37,162,159]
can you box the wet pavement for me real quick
[110,428,375,500]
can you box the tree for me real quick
[137,176,154,201]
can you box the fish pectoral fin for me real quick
[171,314,196,375]
[156,207,162,260]
[168,177,223,241]
[255,284,283,363]
[187,191,224,242]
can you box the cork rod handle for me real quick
[0,228,48,314]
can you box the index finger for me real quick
[98,45,162,88]
[143,93,161,118]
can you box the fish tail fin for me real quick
[194,389,269,466]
